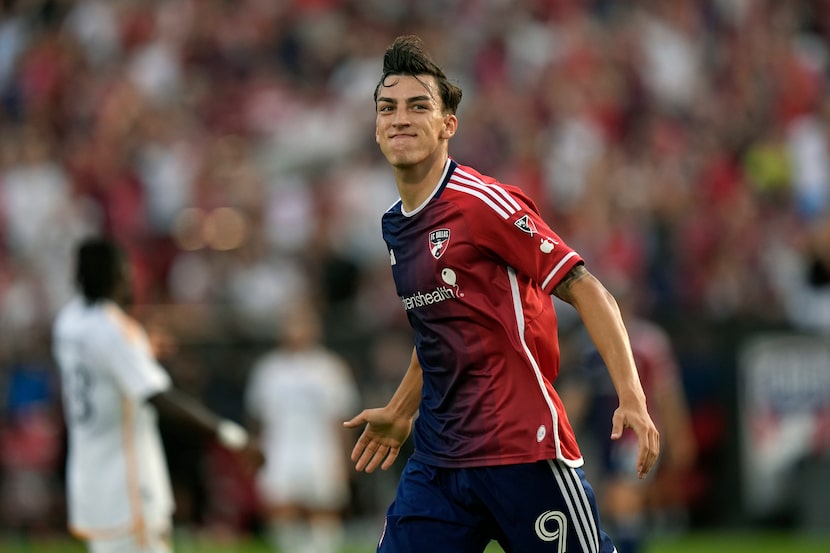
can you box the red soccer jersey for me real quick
[382,159,585,468]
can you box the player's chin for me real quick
[382,146,421,166]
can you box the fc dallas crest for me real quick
[514,214,537,236]
[429,228,451,259]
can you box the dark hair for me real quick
[75,237,126,303]
[374,35,462,114]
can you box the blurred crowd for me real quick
[1,0,829,544]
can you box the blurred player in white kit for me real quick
[245,301,360,553]
[53,236,262,553]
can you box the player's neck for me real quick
[394,155,449,212]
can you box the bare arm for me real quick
[149,389,263,468]
[386,347,423,419]
[149,389,224,440]
[343,347,422,472]
[554,264,660,478]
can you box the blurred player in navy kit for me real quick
[560,279,697,553]
[343,35,660,553]
[53,236,262,553]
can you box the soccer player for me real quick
[244,301,360,553]
[53,236,262,553]
[343,35,660,553]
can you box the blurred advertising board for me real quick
[738,333,830,523]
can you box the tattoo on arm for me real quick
[553,264,590,303]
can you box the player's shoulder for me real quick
[249,349,291,379]
[103,303,144,343]
[54,297,111,335]
[629,317,675,358]
[53,298,139,354]
[448,162,506,192]
[445,162,529,220]
[630,317,671,343]
[54,296,82,329]
[450,162,527,194]
[70,300,144,348]
[312,347,352,373]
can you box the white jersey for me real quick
[244,347,360,509]
[53,296,173,539]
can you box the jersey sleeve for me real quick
[465,185,583,294]
[96,308,172,401]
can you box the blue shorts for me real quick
[377,458,616,553]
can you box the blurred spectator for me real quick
[786,97,830,220]
[765,212,830,335]
[0,330,63,536]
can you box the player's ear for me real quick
[440,114,457,139]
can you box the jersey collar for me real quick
[400,158,457,217]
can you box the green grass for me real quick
[3,531,830,552]
[641,532,830,553]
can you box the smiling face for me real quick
[375,74,457,172]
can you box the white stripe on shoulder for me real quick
[452,167,522,211]
[446,182,511,219]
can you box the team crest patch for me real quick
[514,214,537,236]
[429,228,451,259]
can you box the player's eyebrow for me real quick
[377,95,433,105]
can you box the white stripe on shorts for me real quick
[547,460,600,553]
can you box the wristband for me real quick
[217,420,249,451]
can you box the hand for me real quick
[220,438,265,476]
[343,407,413,473]
[237,440,266,475]
[610,404,660,479]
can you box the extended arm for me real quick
[149,389,263,467]
[554,264,660,478]
[343,347,422,472]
